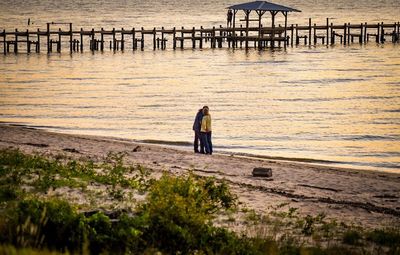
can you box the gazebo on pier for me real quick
[227,1,301,48]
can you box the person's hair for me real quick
[203,105,209,109]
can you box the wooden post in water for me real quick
[141,27,144,50]
[69,23,73,53]
[192,27,196,48]
[26,29,30,53]
[326,18,329,45]
[212,26,216,48]
[173,27,176,49]
[377,22,380,43]
[58,28,61,52]
[161,27,165,50]
[313,23,317,45]
[132,27,136,50]
[330,22,334,45]
[180,26,184,49]
[47,23,50,53]
[219,25,224,48]
[360,23,363,44]
[15,29,18,53]
[278,24,282,47]
[112,28,115,50]
[364,22,367,43]
[79,28,83,51]
[347,23,351,44]
[3,30,6,54]
[121,28,125,51]
[290,24,294,46]
[55,28,60,52]
[100,28,104,51]
[199,26,203,49]
[37,29,41,52]
[398,21,400,42]
[344,23,347,45]
[91,28,95,51]
[308,18,312,46]
[153,27,156,50]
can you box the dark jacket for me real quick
[192,109,203,131]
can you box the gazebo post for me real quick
[270,11,277,48]
[233,10,238,48]
[245,10,251,49]
[256,10,266,49]
[283,11,288,48]
[257,11,262,35]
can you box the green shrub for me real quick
[366,228,400,247]
[343,230,362,245]
[86,212,113,254]
[0,185,23,202]
[135,173,237,253]
[1,199,85,253]
[0,244,65,255]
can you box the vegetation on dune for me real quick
[0,148,399,254]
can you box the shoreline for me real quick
[1,123,400,228]
[1,121,396,174]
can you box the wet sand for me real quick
[0,123,399,228]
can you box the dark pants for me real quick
[201,132,212,154]
[194,130,204,153]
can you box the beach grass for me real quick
[0,148,399,254]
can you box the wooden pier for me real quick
[1,20,399,54]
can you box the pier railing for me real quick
[1,19,399,54]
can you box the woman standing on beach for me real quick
[193,107,204,153]
[200,106,212,155]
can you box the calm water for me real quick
[0,0,399,171]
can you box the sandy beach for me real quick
[0,123,399,229]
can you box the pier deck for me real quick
[1,19,399,54]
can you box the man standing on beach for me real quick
[193,107,205,153]
[200,106,212,155]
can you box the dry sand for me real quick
[1,123,399,228]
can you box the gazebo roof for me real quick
[228,1,301,12]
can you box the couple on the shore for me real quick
[193,106,212,154]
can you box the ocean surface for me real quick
[0,0,399,172]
